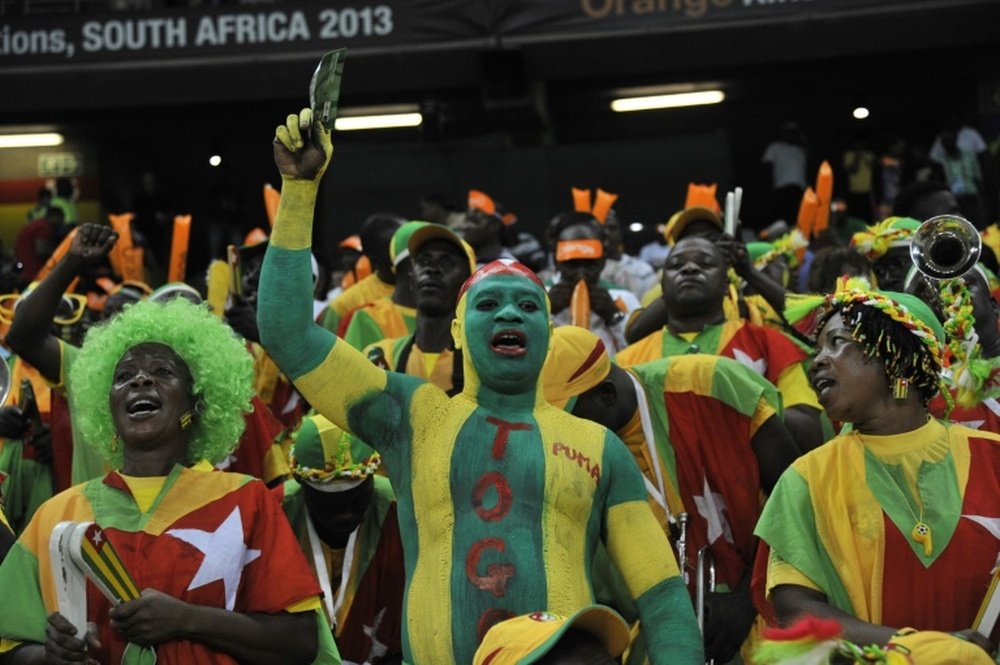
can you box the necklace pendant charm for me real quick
[911,521,933,556]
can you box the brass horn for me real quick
[910,214,981,280]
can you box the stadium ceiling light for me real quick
[0,132,64,148]
[611,90,725,112]
[629,222,644,232]
[336,105,422,131]
[852,106,870,120]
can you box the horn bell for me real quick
[910,214,981,280]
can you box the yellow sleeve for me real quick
[766,548,821,598]
[749,395,779,439]
[0,638,22,653]
[285,595,323,613]
[776,363,821,410]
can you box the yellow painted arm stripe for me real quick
[294,343,388,435]
[606,500,679,599]
[270,180,319,250]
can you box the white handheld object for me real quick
[49,521,88,638]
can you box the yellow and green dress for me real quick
[623,353,783,592]
[259,196,702,664]
[0,462,339,663]
[753,419,1000,645]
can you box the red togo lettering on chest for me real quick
[465,417,533,639]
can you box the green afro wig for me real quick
[69,298,254,468]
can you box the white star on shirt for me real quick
[166,506,261,611]
[731,349,767,377]
[693,476,734,545]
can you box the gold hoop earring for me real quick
[111,432,120,453]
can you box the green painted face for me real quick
[463,275,550,395]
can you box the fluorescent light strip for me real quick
[335,113,422,131]
[0,132,64,148]
[611,90,725,112]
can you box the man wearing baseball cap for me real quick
[363,223,476,392]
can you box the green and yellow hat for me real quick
[850,216,921,260]
[389,220,431,269]
[290,414,380,491]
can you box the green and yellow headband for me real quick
[787,276,945,367]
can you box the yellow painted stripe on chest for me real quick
[537,405,605,613]
[405,386,474,665]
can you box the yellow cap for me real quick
[542,326,611,410]
[407,222,478,275]
[663,206,723,246]
[473,606,631,665]
[887,630,995,665]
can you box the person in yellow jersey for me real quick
[340,220,426,351]
[257,108,702,665]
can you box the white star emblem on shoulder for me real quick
[731,349,767,376]
[167,506,262,611]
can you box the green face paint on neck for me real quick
[463,275,550,399]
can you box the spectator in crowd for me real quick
[762,122,808,225]
[321,213,403,334]
[755,282,998,662]
[258,108,703,664]
[617,236,825,451]
[0,298,339,664]
[547,214,640,352]
[14,205,62,289]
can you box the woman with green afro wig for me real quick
[0,296,340,663]
[69,297,254,468]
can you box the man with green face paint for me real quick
[257,109,702,665]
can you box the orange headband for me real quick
[556,239,604,262]
[469,189,497,216]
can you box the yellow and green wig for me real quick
[69,298,255,468]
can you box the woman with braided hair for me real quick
[751,279,1000,662]
[0,299,338,665]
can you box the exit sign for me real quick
[38,152,83,178]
